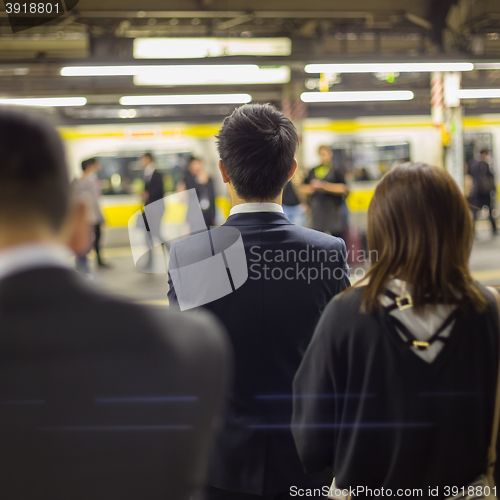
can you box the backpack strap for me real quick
[486,287,500,485]
[385,311,457,350]
[383,290,457,350]
[384,289,413,313]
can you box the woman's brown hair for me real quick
[358,162,487,314]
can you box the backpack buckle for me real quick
[395,294,413,311]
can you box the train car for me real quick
[59,114,500,231]
[303,114,500,223]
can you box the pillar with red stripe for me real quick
[431,72,444,126]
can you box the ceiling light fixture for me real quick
[304,63,474,74]
[119,94,252,106]
[457,88,500,99]
[61,65,290,85]
[0,97,87,107]
[133,37,292,59]
[300,90,414,103]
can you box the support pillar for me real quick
[443,72,464,191]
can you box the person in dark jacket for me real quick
[301,146,349,237]
[469,149,497,236]
[181,157,217,228]
[168,104,350,499]
[0,107,231,500]
[293,163,500,500]
[140,152,165,270]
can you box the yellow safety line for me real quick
[137,299,170,306]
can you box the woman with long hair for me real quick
[292,163,500,499]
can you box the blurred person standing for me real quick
[0,107,230,500]
[293,163,500,499]
[89,158,111,268]
[73,158,110,274]
[72,158,104,275]
[179,157,217,228]
[282,179,306,226]
[469,149,497,236]
[301,145,349,237]
[168,104,350,500]
[140,152,165,270]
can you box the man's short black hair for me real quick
[480,149,490,155]
[216,104,298,201]
[81,158,96,171]
[0,107,69,230]
[142,152,154,162]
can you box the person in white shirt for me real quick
[72,158,108,275]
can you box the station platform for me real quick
[81,220,500,305]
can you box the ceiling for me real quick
[0,0,500,123]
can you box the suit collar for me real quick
[224,212,293,226]
[0,243,73,284]
[229,202,283,216]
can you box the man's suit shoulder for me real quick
[169,222,347,264]
[286,224,347,252]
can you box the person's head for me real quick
[318,145,333,166]
[81,158,98,176]
[216,103,298,202]
[188,157,204,176]
[140,152,154,168]
[0,107,89,251]
[480,149,490,161]
[360,162,486,314]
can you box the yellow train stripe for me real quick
[304,116,500,133]
[471,269,500,281]
[346,190,374,212]
[101,196,230,227]
[58,124,222,141]
[59,130,125,140]
[57,114,500,141]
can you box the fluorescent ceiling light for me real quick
[304,62,474,73]
[61,64,290,85]
[120,94,252,106]
[474,63,500,70]
[0,97,87,107]
[133,66,290,86]
[0,68,29,76]
[301,90,414,103]
[458,88,500,99]
[134,37,292,59]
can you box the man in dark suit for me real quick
[140,152,166,270]
[168,104,350,499]
[0,107,230,500]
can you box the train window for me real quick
[93,152,193,195]
[330,139,411,181]
[464,132,494,168]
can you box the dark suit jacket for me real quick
[0,266,230,500]
[145,169,164,205]
[168,212,350,495]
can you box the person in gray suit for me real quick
[0,107,231,500]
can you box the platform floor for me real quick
[83,223,500,305]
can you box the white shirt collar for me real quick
[229,202,284,216]
[144,164,155,180]
[0,243,73,282]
